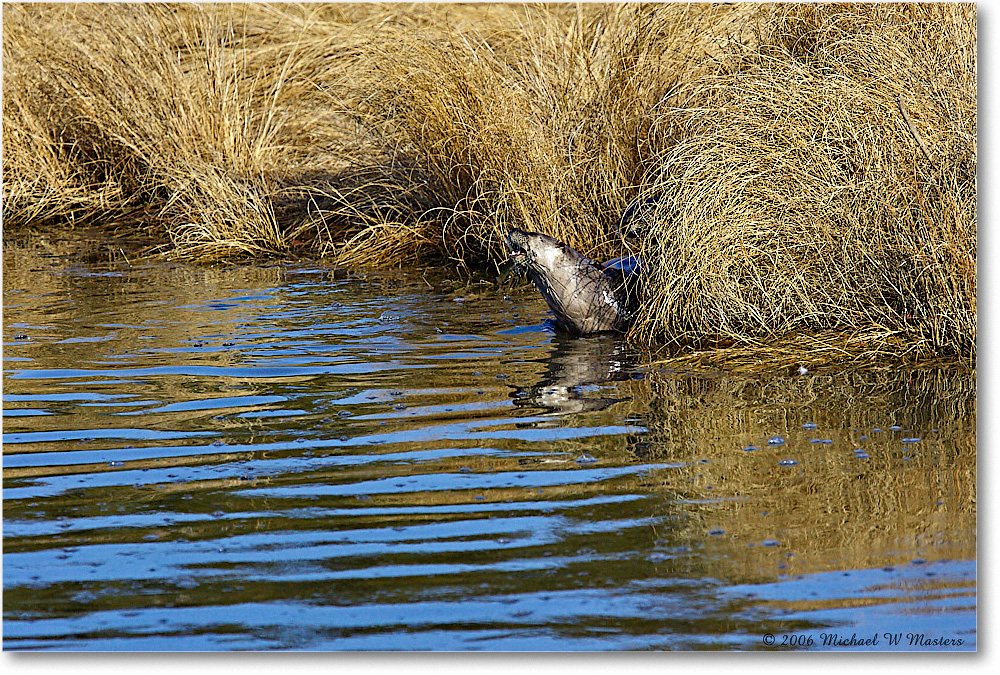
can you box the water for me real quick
[2,243,977,651]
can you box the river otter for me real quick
[506,228,642,335]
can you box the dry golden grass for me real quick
[2,3,976,359]
[632,3,976,360]
[3,3,363,255]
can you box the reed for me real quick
[2,3,975,359]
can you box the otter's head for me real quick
[506,228,579,275]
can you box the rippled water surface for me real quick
[3,244,976,650]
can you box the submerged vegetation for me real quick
[2,3,976,360]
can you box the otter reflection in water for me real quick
[506,228,642,335]
[512,334,642,416]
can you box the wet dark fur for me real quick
[506,228,641,335]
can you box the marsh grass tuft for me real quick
[632,3,975,359]
[2,3,975,360]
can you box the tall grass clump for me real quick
[633,3,975,359]
[333,3,754,266]
[3,3,369,257]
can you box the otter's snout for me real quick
[506,228,531,265]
